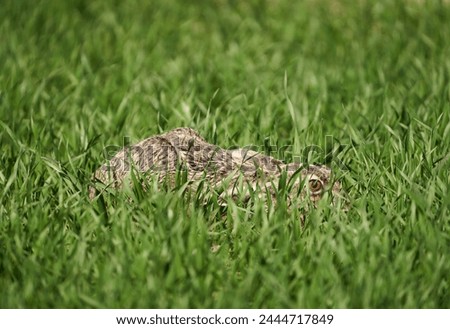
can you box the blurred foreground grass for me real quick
[0,0,449,308]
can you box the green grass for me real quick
[0,0,449,308]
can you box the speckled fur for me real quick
[89,128,342,207]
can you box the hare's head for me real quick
[303,165,343,203]
[286,163,346,208]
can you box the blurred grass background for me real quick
[0,0,449,308]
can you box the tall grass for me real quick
[0,0,449,308]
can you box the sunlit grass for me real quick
[0,0,449,308]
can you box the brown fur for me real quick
[89,128,343,207]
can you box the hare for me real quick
[89,128,343,210]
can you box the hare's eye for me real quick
[308,179,323,194]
